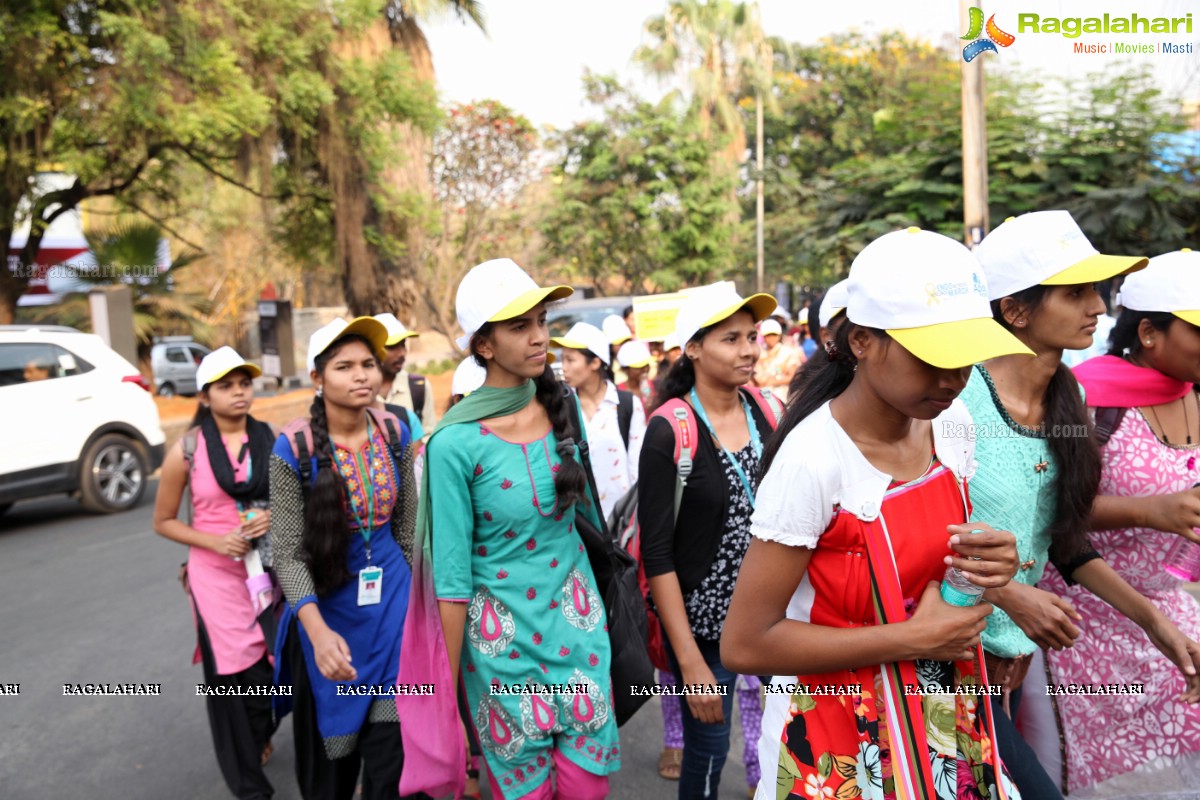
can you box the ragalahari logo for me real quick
[961,7,1016,61]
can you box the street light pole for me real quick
[960,0,989,249]
[755,89,765,293]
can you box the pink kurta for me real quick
[1040,409,1200,793]
[187,429,269,675]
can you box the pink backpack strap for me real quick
[279,418,316,487]
[650,398,699,519]
[741,385,784,430]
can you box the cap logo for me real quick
[972,272,988,298]
[926,279,975,305]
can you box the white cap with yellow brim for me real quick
[617,340,653,369]
[1116,248,1200,326]
[307,316,389,374]
[819,280,850,329]
[373,313,420,347]
[455,259,573,350]
[975,210,1147,300]
[551,322,612,365]
[675,283,777,347]
[602,315,633,347]
[846,227,1034,369]
[196,346,262,389]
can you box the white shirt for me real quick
[580,381,646,520]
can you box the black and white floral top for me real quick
[683,440,759,639]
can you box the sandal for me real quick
[658,746,683,780]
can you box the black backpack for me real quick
[408,374,427,423]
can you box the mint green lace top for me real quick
[961,366,1062,658]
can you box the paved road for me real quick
[0,487,752,800]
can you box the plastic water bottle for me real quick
[940,528,985,607]
[1163,537,1200,582]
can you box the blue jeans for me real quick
[665,637,738,800]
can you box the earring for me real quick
[857,350,863,355]
[1144,340,1152,346]
[1016,320,1026,327]
[315,386,323,398]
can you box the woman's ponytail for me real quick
[301,384,355,595]
[535,365,590,509]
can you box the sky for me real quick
[423,0,1200,130]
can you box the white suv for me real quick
[0,325,166,515]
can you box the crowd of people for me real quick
[151,210,1200,800]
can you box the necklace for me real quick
[1148,395,1193,445]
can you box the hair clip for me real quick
[824,340,838,361]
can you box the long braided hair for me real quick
[301,334,373,594]
[471,322,589,508]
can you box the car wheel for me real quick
[158,382,176,398]
[79,434,149,513]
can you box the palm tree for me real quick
[635,0,773,164]
[25,220,212,355]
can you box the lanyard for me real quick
[346,418,377,559]
[689,388,761,509]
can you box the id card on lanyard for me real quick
[689,388,762,508]
[349,418,384,606]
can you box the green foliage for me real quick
[541,75,741,293]
[747,33,1199,288]
[22,220,213,348]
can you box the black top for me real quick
[638,388,776,598]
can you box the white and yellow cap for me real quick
[552,322,611,364]
[455,259,573,349]
[975,210,1148,300]
[307,316,388,373]
[196,346,261,389]
[602,315,633,346]
[451,357,488,397]
[759,318,783,336]
[617,340,653,369]
[674,282,777,346]
[847,227,1033,369]
[373,313,420,346]
[663,332,681,353]
[1117,248,1200,326]
[818,279,850,329]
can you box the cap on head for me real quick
[617,340,653,369]
[451,357,488,397]
[663,332,681,353]
[455,259,573,350]
[846,227,1033,369]
[759,318,783,337]
[819,279,850,329]
[552,322,612,364]
[1116,248,1200,326]
[674,282,777,347]
[602,315,633,347]
[974,210,1148,300]
[307,316,389,374]
[373,313,420,347]
[196,346,261,389]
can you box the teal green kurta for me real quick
[427,419,620,795]
[961,365,1061,658]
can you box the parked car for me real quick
[0,325,166,515]
[546,295,634,339]
[150,337,211,397]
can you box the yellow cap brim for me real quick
[341,316,390,360]
[1042,253,1148,285]
[888,317,1034,369]
[551,337,589,351]
[488,285,574,323]
[384,331,419,347]
[700,293,778,330]
[207,362,263,384]
[623,359,652,369]
[1173,310,1200,327]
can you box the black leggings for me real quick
[989,687,1064,800]
[196,613,277,800]
[287,618,430,800]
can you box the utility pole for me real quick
[960,0,989,249]
[755,89,765,293]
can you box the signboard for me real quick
[631,281,737,342]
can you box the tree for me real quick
[635,0,773,163]
[541,75,740,293]
[422,100,540,341]
[0,0,272,324]
[25,220,212,352]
